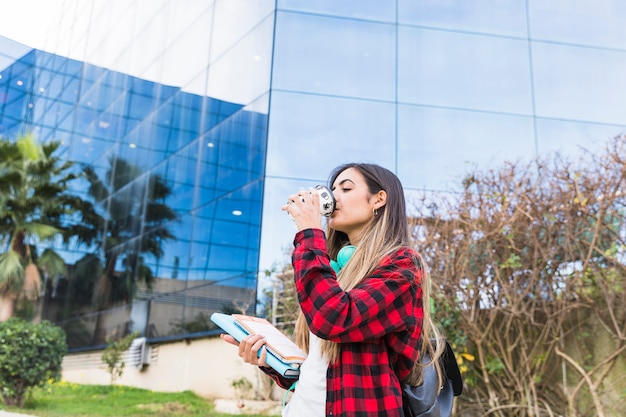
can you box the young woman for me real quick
[221,163,443,417]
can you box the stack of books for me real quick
[211,313,306,379]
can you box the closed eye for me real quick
[333,178,356,192]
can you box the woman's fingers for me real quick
[258,344,269,368]
[220,333,239,346]
[220,333,269,367]
[238,334,268,365]
[283,190,323,231]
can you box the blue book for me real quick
[211,312,305,379]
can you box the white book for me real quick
[211,312,306,379]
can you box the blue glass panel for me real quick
[128,92,156,120]
[208,244,249,269]
[266,91,396,179]
[188,241,210,279]
[529,1,626,49]
[171,97,202,134]
[49,54,70,73]
[131,78,157,96]
[273,11,395,100]
[90,112,125,142]
[32,97,54,125]
[74,106,100,132]
[532,42,626,125]
[2,89,25,119]
[57,109,76,131]
[174,91,205,111]
[80,83,126,112]
[0,116,20,136]
[398,26,533,114]
[71,136,118,164]
[196,112,266,206]
[218,100,244,119]
[399,0,528,38]
[44,73,64,100]
[83,64,106,83]
[258,177,314,285]
[535,118,625,158]
[277,0,395,23]
[116,129,167,170]
[157,236,191,281]
[65,58,83,77]
[168,129,197,153]
[397,105,536,191]
[155,100,174,126]
[41,106,58,128]
[60,77,80,104]
[162,143,199,213]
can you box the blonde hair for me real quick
[293,163,444,386]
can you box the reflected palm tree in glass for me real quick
[74,157,178,344]
[0,134,96,322]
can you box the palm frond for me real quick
[38,248,67,278]
[0,251,24,294]
[23,223,61,241]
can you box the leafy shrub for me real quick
[0,318,67,407]
[101,331,140,384]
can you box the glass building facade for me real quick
[1,0,625,350]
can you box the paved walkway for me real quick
[0,412,37,417]
[213,399,282,415]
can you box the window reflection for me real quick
[0,38,267,349]
[398,26,533,114]
[267,91,396,178]
[398,0,528,38]
[277,0,395,23]
[206,15,274,105]
[529,0,626,49]
[535,118,625,157]
[210,0,275,60]
[259,177,323,291]
[273,11,395,100]
[2,0,625,352]
[397,105,535,191]
[532,42,626,125]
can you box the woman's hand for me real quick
[220,333,269,367]
[282,188,323,231]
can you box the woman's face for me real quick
[328,167,379,243]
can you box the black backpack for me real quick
[402,340,463,417]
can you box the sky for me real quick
[0,0,65,50]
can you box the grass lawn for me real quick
[0,381,279,417]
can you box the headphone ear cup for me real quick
[336,245,356,269]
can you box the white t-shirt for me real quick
[282,332,329,417]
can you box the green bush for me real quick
[101,331,140,384]
[0,318,67,407]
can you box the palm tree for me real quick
[73,157,178,343]
[0,134,96,321]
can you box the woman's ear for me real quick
[372,190,387,209]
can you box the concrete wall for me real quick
[61,335,280,400]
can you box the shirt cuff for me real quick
[293,228,325,247]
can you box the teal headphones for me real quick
[330,245,356,273]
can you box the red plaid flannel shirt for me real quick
[266,228,423,417]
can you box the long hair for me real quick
[293,163,444,386]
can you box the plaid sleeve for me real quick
[258,366,295,390]
[292,228,421,343]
